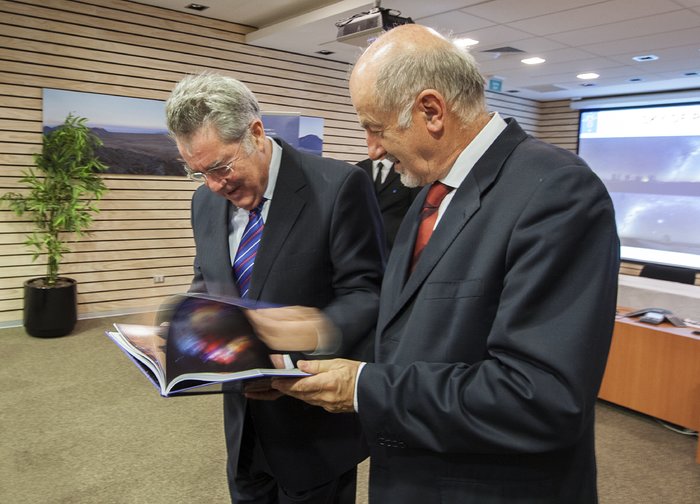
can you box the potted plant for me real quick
[2,113,108,337]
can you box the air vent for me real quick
[481,46,526,54]
[521,84,567,93]
[185,3,209,11]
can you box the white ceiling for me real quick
[131,0,700,101]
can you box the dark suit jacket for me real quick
[357,158,421,251]
[189,139,385,491]
[357,119,620,503]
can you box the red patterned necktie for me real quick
[410,182,452,272]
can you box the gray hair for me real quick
[374,37,486,128]
[165,72,261,148]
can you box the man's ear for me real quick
[249,119,266,149]
[416,89,445,133]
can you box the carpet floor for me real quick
[1,315,698,503]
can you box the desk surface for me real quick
[615,308,700,340]
[600,309,700,462]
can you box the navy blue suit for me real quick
[357,119,620,503]
[189,139,384,498]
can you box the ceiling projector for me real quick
[336,7,413,47]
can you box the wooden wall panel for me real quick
[0,0,605,325]
[485,91,541,136]
[537,100,580,152]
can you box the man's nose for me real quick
[365,133,387,161]
[206,175,227,192]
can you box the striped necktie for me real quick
[233,199,265,298]
[410,182,452,272]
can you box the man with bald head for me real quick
[273,25,620,503]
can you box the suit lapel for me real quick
[200,189,240,297]
[247,140,306,300]
[383,167,400,187]
[375,167,399,197]
[377,184,423,326]
[398,183,481,302]
[379,119,528,331]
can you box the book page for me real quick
[165,296,274,386]
[108,294,310,396]
[113,324,167,376]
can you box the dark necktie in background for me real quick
[374,161,384,191]
[233,199,266,298]
[410,182,452,272]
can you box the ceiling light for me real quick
[454,38,479,49]
[628,77,643,82]
[684,71,698,76]
[316,50,335,55]
[185,3,209,11]
[580,83,596,87]
[632,54,658,62]
[521,57,545,65]
[577,72,599,80]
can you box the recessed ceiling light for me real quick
[577,72,599,80]
[632,54,658,62]
[316,50,335,55]
[628,77,643,82]
[521,57,545,65]
[454,38,479,49]
[684,71,698,76]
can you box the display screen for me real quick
[578,103,700,273]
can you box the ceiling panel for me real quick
[547,10,700,46]
[508,0,683,35]
[462,0,603,24]
[129,0,700,101]
[417,11,495,34]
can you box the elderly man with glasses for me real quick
[165,72,385,504]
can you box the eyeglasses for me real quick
[184,160,233,183]
[183,140,243,183]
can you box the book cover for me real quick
[106,293,308,397]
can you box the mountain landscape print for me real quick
[44,90,326,174]
[43,89,182,176]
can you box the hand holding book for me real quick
[105,294,329,397]
[246,305,340,354]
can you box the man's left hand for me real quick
[271,359,360,413]
[243,353,287,401]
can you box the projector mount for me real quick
[335,0,413,46]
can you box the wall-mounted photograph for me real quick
[44,89,327,177]
[262,113,324,156]
[43,88,182,176]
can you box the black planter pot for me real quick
[23,277,77,338]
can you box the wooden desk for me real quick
[598,312,700,463]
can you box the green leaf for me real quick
[0,113,110,284]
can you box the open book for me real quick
[106,293,308,397]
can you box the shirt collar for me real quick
[265,137,282,201]
[441,112,507,189]
[374,159,393,171]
